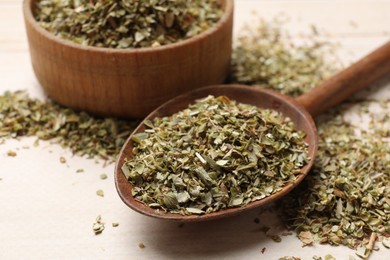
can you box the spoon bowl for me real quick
[115,40,390,222]
[115,85,318,221]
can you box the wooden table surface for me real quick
[1,1,389,259]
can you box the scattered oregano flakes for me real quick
[279,257,301,260]
[122,95,308,215]
[230,18,341,97]
[6,150,17,157]
[0,90,138,162]
[298,231,314,246]
[59,156,66,164]
[92,215,105,235]
[324,255,336,260]
[96,189,104,197]
[282,101,390,255]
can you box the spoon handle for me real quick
[296,41,390,117]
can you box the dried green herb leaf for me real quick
[6,150,17,157]
[59,156,66,164]
[112,223,119,227]
[185,208,205,215]
[298,231,314,246]
[100,173,108,180]
[355,245,370,259]
[131,133,149,144]
[96,189,104,197]
[324,255,336,260]
[138,243,146,249]
[92,215,104,235]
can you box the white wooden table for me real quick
[1,1,389,259]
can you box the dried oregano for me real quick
[35,0,223,48]
[6,150,17,157]
[282,101,390,255]
[122,95,308,215]
[231,17,389,257]
[92,215,105,235]
[230,18,340,96]
[279,257,301,260]
[96,189,104,197]
[0,90,138,161]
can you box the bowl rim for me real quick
[23,0,234,54]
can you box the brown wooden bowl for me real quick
[115,85,318,222]
[23,0,234,118]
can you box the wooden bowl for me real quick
[23,0,234,118]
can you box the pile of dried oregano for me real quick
[35,0,223,48]
[0,90,138,161]
[282,100,389,258]
[122,95,308,215]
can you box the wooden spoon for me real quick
[115,41,390,222]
